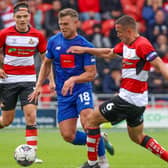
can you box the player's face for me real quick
[14,10,30,32]
[58,16,78,39]
[115,24,130,44]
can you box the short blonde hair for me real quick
[58,8,79,19]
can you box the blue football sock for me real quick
[72,130,86,145]
[98,136,105,157]
[72,130,105,156]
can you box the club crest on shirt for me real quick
[28,38,35,45]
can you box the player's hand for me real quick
[67,46,86,54]
[28,86,41,103]
[61,77,75,96]
[0,68,7,79]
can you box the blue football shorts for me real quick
[57,89,94,123]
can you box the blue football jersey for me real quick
[46,32,96,96]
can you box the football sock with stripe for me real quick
[72,130,105,157]
[25,125,38,150]
[141,135,168,162]
[87,127,100,166]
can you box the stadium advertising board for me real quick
[0,109,57,128]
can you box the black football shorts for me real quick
[1,82,37,111]
[99,95,145,127]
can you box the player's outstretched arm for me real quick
[67,46,117,59]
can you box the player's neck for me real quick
[128,33,140,45]
[15,25,29,33]
[67,32,78,39]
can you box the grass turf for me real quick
[0,128,167,168]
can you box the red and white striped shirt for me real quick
[113,36,157,106]
[0,26,46,83]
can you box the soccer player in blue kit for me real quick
[29,8,113,168]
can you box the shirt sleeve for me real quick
[113,42,123,56]
[37,32,47,53]
[83,43,96,66]
[0,29,7,48]
[136,39,158,62]
[84,53,96,66]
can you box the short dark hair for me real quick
[58,8,79,19]
[115,15,136,30]
[14,1,30,14]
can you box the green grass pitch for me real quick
[0,128,167,168]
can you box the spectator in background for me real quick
[61,0,77,10]
[28,0,45,32]
[93,77,103,93]
[154,34,168,57]
[142,0,163,26]
[147,9,168,43]
[0,0,15,28]
[44,0,62,38]
[148,69,166,93]
[90,24,103,48]
[77,0,101,21]
[100,0,122,20]
[96,58,112,79]
[102,69,121,94]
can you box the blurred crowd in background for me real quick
[1,0,168,96]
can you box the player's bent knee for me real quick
[87,112,100,127]
[62,133,75,143]
[3,120,13,126]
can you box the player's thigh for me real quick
[1,109,15,124]
[80,108,93,130]
[59,118,78,138]
[88,107,108,127]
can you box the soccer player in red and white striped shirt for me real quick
[0,1,54,164]
[68,15,168,168]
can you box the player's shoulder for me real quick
[136,36,152,46]
[0,26,15,35]
[77,34,94,48]
[29,26,44,36]
[48,32,62,42]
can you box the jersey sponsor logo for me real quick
[6,36,39,47]
[60,54,75,68]
[8,48,35,55]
